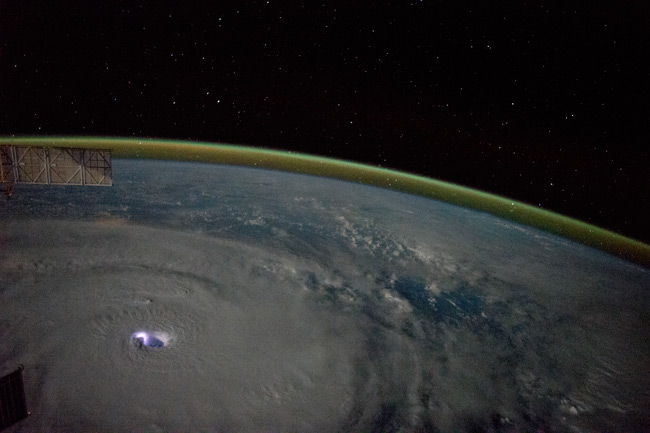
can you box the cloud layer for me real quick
[1,160,649,432]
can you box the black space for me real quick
[1,1,648,244]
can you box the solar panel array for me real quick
[0,366,28,431]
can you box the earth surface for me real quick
[1,158,649,432]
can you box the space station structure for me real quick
[0,145,112,188]
[0,365,28,431]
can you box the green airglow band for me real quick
[2,136,649,268]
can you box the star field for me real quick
[0,0,648,244]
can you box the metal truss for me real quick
[0,145,112,186]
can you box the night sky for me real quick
[1,1,648,244]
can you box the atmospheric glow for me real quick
[2,136,648,267]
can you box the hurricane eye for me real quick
[132,331,167,348]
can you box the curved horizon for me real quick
[2,135,649,268]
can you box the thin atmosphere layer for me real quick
[2,136,649,268]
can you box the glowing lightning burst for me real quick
[132,331,167,348]
[134,332,149,344]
